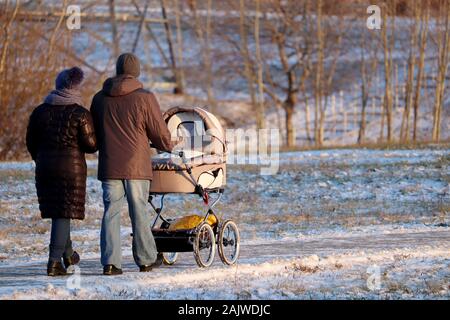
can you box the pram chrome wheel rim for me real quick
[218,220,240,265]
[162,252,178,265]
[193,222,216,268]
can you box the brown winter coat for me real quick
[90,75,174,181]
[26,104,97,220]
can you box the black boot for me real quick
[139,253,163,272]
[103,265,123,276]
[63,251,80,269]
[47,260,67,277]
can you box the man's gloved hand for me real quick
[174,136,184,146]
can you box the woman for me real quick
[26,67,97,276]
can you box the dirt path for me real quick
[0,228,448,298]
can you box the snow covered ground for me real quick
[0,147,448,299]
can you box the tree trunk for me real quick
[303,0,312,143]
[303,84,312,143]
[173,0,186,94]
[239,0,257,123]
[190,0,215,112]
[284,94,296,148]
[400,0,418,142]
[160,0,183,94]
[358,33,368,144]
[413,0,430,142]
[381,2,394,143]
[132,0,150,53]
[432,0,450,142]
[109,0,120,58]
[130,0,171,69]
[315,0,324,146]
[254,0,266,130]
[205,0,216,112]
[379,96,386,142]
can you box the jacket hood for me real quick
[102,75,143,97]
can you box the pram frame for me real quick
[149,151,223,229]
[147,151,238,267]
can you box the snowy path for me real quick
[242,228,450,261]
[1,227,448,299]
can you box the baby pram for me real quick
[148,107,240,268]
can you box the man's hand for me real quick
[172,136,184,150]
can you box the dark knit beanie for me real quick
[55,67,84,90]
[116,52,140,77]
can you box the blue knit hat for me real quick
[55,67,84,90]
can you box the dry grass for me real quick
[384,280,412,294]
[0,228,9,239]
[424,280,448,295]
[280,140,450,153]
[272,280,307,296]
[292,263,321,274]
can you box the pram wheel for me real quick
[193,222,216,268]
[162,252,178,265]
[218,220,240,265]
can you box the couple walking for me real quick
[26,53,175,276]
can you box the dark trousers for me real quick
[49,218,74,262]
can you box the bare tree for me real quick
[0,1,78,159]
[358,30,378,144]
[160,0,184,94]
[188,0,216,112]
[314,0,324,146]
[131,1,172,73]
[0,0,20,76]
[220,0,266,129]
[109,0,120,58]
[239,0,257,122]
[254,0,266,130]
[132,0,150,53]
[37,0,68,98]
[173,0,186,93]
[261,0,313,147]
[0,0,21,148]
[400,1,419,143]
[432,0,450,142]
[204,0,215,112]
[319,7,343,146]
[302,0,313,143]
[380,0,395,143]
[412,0,430,142]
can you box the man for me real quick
[91,53,174,275]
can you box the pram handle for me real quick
[176,151,192,174]
[150,143,186,160]
[150,147,198,185]
[152,148,186,160]
[150,148,214,204]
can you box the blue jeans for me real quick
[49,218,74,262]
[100,180,157,269]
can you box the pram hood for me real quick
[150,107,227,194]
[163,107,227,158]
